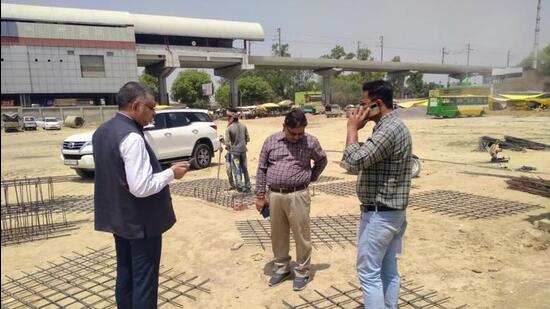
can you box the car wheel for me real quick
[192,143,212,169]
[75,168,95,179]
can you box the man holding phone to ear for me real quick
[341,80,412,309]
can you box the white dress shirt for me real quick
[119,132,174,198]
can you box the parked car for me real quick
[43,117,62,130]
[61,108,221,178]
[325,104,343,118]
[2,113,22,132]
[22,116,38,130]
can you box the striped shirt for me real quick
[256,132,327,195]
[341,110,412,210]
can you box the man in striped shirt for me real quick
[341,80,412,309]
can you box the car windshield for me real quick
[24,117,35,121]
[45,118,57,122]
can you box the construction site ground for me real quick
[2,108,549,308]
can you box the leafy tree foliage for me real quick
[170,70,211,107]
[139,73,159,101]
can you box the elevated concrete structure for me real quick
[248,56,493,105]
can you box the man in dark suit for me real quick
[93,82,190,308]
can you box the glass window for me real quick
[187,112,211,122]
[80,55,105,78]
[167,112,190,128]
[151,114,168,130]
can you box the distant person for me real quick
[225,108,251,192]
[93,82,191,308]
[255,109,327,291]
[341,80,412,309]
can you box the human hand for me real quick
[255,195,266,212]
[347,105,370,131]
[170,162,191,179]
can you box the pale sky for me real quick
[3,0,550,86]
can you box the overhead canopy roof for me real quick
[1,3,265,41]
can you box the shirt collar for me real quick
[373,110,397,130]
[276,131,286,142]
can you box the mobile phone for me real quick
[368,103,380,117]
[185,158,196,166]
[260,204,270,218]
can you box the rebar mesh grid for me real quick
[1,247,210,308]
[0,175,80,186]
[311,181,357,197]
[1,177,75,246]
[409,190,543,219]
[281,279,466,309]
[51,195,94,214]
[236,214,359,250]
[171,178,255,209]
[194,187,256,209]
[170,178,233,197]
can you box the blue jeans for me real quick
[357,210,407,309]
[225,153,235,188]
[230,152,250,191]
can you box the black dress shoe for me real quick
[293,276,309,291]
[268,272,292,287]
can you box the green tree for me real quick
[214,83,231,108]
[139,73,159,101]
[520,44,550,76]
[170,70,211,107]
[405,72,425,98]
[214,76,275,107]
[331,76,362,107]
[272,43,291,57]
[321,45,355,60]
[387,56,405,98]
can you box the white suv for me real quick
[61,108,220,178]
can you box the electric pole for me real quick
[379,35,384,61]
[506,50,511,67]
[533,0,541,69]
[357,41,360,59]
[441,47,449,64]
[277,27,282,56]
[466,43,473,66]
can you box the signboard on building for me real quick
[202,83,213,96]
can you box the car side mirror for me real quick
[144,124,155,131]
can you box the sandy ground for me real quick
[1,109,550,308]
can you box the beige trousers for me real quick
[269,189,311,278]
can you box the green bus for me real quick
[427,86,490,118]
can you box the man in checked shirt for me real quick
[255,109,327,291]
[341,80,412,309]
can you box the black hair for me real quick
[116,82,149,110]
[284,108,308,128]
[362,80,393,109]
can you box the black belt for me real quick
[361,204,399,212]
[269,184,308,194]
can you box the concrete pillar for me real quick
[230,78,239,108]
[314,68,341,107]
[145,62,176,104]
[215,63,253,108]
